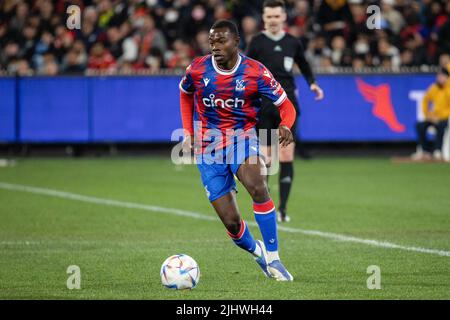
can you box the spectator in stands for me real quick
[61,49,85,75]
[240,16,259,51]
[8,1,28,34]
[330,35,347,66]
[146,47,164,73]
[414,68,450,161]
[288,0,310,38]
[8,58,33,76]
[381,0,405,35]
[129,15,167,69]
[87,42,116,71]
[39,53,59,75]
[0,41,20,70]
[375,38,401,69]
[316,0,356,43]
[305,34,332,69]
[105,26,124,60]
[75,6,102,52]
[1,0,449,74]
[166,39,192,69]
[194,29,210,56]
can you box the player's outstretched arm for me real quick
[295,43,324,100]
[278,97,297,147]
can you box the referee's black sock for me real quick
[279,162,294,216]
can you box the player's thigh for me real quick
[236,155,270,201]
[260,145,272,167]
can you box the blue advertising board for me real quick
[0,78,16,142]
[296,74,435,141]
[0,74,436,143]
[90,76,182,142]
[19,77,90,142]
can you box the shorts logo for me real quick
[235,80,245,92]
[205,185,211,198]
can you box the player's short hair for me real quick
[263,0,286,10]
[211,19,239,38]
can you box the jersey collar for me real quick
[263,30,286,42]
[211,53,242,75]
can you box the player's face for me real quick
[208,28,239,65]
[436,73,448,86]
[262,7,286,34]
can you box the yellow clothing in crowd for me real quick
[422,80,450,121]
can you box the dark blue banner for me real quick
[91,76,182,142]
[19,77,90,142]
[0,74,436,143]
[296,74,434,141]
[0,78,16,142]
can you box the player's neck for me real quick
[217,53,239,71]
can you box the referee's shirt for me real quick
[246,31,316,96]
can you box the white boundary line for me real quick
[1,181,449,258]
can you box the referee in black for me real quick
[246,0,324,222]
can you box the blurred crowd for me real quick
[0,0,450,75]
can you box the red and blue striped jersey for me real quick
[179,53,287,146]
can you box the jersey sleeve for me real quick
[179,63,195,94]
[257,64,287,106]
[294,40,316,86]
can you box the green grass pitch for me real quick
[0,157,449,299]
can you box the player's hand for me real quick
[310,83,324,100]
[182,135,194,155]
[278,125,294,147]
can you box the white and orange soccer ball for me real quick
[160,254,200,290]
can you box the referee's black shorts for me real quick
[256,90,300,146]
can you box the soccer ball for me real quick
[160,254,200,290]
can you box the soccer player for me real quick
[246,0,324,222]
[179,20,297,281]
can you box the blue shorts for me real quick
[196,137,261,202]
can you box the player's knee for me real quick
[248,183,269,203]
[225,217,241,236]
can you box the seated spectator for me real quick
[87,42,116,71]
[330,36,347,66]
[240,15,258,51]
[61,49,85,75]
[0,0,449,73]
[381,0,405,35]
[414,68,450,160]
[39,53,59,76]
[316,0,355,42]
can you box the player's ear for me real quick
[234,35,240,47]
